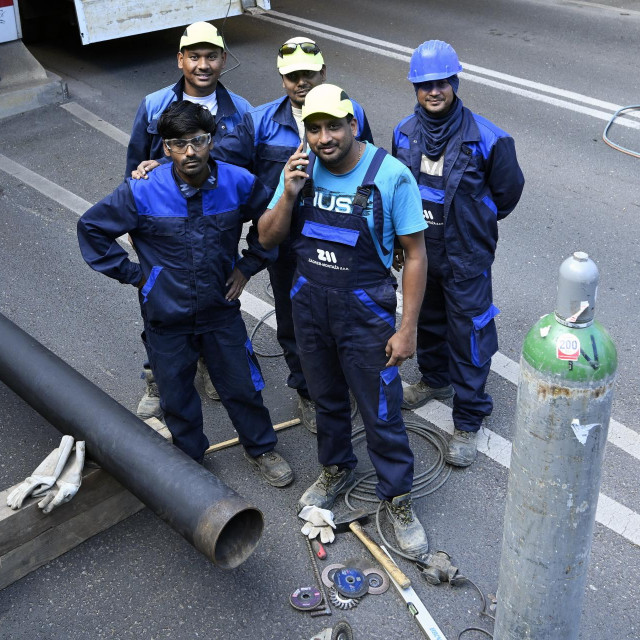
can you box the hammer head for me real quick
[333,509,369,534]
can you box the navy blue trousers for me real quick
[268,237,311,400]
[291,278,413,501]
[144,315,277,460]
[417,238,499,432]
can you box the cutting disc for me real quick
[290,586,322,610]
[333,567,369,598]
[363,568,390,595]
[321,563,345,588]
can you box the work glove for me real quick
[6,435,74,510]
[38,441,85,514]
[299,505,336,544]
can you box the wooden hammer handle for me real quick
[349,521,411,589]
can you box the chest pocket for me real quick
[143,217,187,236]
[213,210,242,231]
[257,144,296,163]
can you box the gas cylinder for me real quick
[493,252,617,639]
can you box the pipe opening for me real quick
[214,507,264,570]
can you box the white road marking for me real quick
[253,10,640,129]
[61,102,131,146]
[0,153,92,216]
[0,147,638,546]
[0,154,130,248]
[564,0,640,18]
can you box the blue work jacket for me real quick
[211,94,374,191]
[125,77,252,177]
[78,161,274,334]
[393,107,524,281]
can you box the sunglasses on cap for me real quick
[278,42,321,57]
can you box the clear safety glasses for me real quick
[278,42,321,57]
[163,133,211,153]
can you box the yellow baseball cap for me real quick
[277,37,324,75]
[180,22,225,51]
[301,84,354,121]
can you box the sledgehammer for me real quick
[334,509,411,588]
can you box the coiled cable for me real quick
[602,105,640,159]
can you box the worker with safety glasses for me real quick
[393,41,525,467]
[259,84,430,557]
[78,101,294,488]
[134,37,374,434]
[126,21,254,420]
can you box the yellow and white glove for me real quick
[299,505,336,544]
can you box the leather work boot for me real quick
[385,493,429,557]
[136,366,164,420]
[297,396,317,433]
[401,380,454,410]
[244,450,294,487]
[298,465,357,511]
[445,428,479,467]
[197,357,220,401]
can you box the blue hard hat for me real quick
[407,40,463,84]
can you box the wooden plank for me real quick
[0,417,168,557]
[0,467,129,556]
[0,489,143,590]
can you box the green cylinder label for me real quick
[522,314,617,382]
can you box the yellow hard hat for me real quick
[301,84,354,121]
[277,37,324,75]
[180,22,225,51]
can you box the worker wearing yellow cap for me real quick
[258,84,431,557]
[201,37,373,432]
[126,22,253,420]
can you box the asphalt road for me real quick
[1,1,639,638]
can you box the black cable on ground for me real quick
[344,415,451,560]
[603,105,640,159]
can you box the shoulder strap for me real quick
[352,147,390,255]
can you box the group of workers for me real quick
[77,21,525,558]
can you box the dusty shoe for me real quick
[197,358,220,401]
[298,465,357,511]
[445,428,478,467]
[244,450,293,487]
[297,396,317,433]
[401,380,454,410]
[385,493,429,556]
[136,367,163,420]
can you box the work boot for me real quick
[136,367,163,420]
[197,357,220,401]
[401,380,454,410]
[298,465,357,512]
[445,428,479,467]
[244,449,294,487]
[297,396,317,433]
[385,493,429,556]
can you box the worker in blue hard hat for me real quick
[393,40,525,467]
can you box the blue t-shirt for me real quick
[268,143,426,268]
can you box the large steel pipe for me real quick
[0,313,263,569]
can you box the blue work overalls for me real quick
[416,167,498,432]
[289,150,413,501]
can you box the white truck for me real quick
[11,0,270,45]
